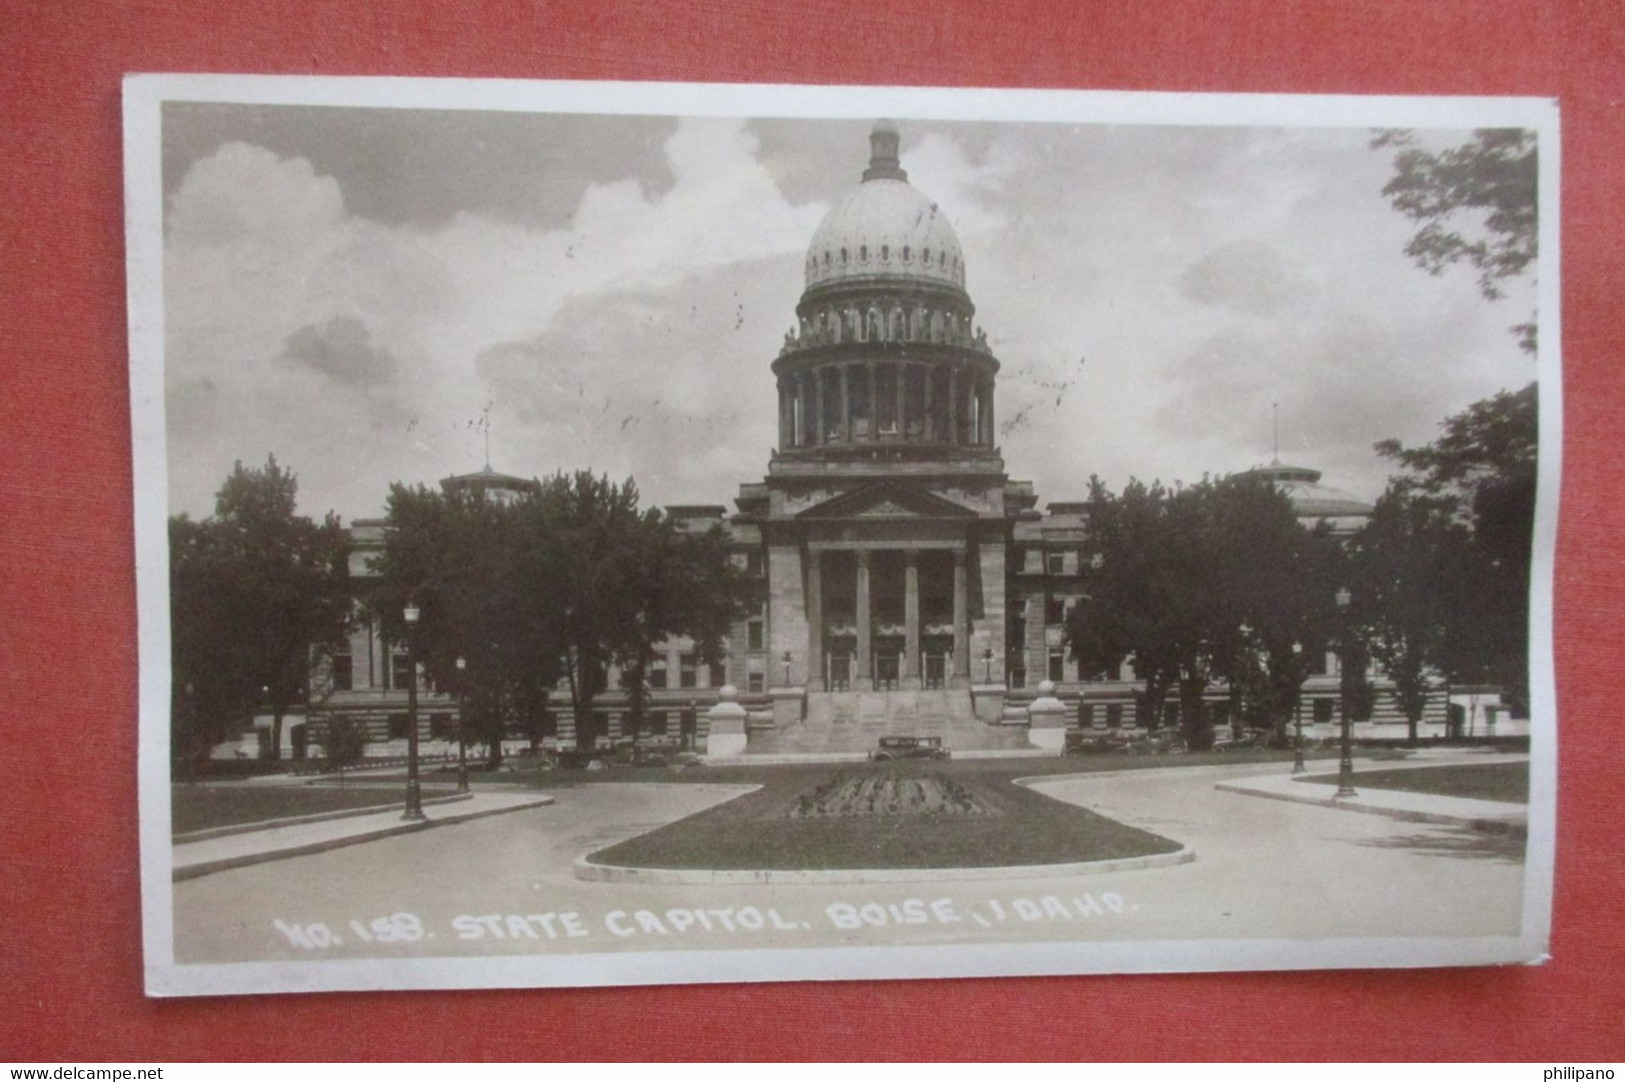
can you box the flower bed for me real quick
[788,772,993,819]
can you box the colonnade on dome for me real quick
[775,357,997,451]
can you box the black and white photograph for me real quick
[126,77,1559,996]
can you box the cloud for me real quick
[158,111,1536,526]
[1180,239,1311,315]
[168,141,345,248]
[279,316,399,386]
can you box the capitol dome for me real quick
[1244,461,1373,533]
[803,120,966,293]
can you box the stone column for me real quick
[865,363,877,441]
[806,550,823,691]
[947,368,959,446]
[840,364,851,443]
[952,547,970,682]
[975,375,988,445]
[923,364,935,441]
[903,550,921,689]
[777,377,790,449]
[856,549,872,685]
[795,372,807,446]
[814,367,827,446]
[894,364,906,436]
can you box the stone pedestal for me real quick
[705,685,748,759]
[770,686,806,730]
[971,683,1007,724]
[1027,680,1068,752]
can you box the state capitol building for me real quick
[298,121,1438,761]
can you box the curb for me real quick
[1214,778,1527,838]
[572,844,1194,885]
[173,795,556,881]
[173,791,475,843]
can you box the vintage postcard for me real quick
[126,76,1560,996]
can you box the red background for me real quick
[3,0,1622,1062]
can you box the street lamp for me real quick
[1291,642,1306,774]
[982,647,994,683]
[455,655,469,794]
[1335,586,1357,798]
[782,650,792,686]
[401,602,425,820]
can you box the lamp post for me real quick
[401,602,425,820]
[1291,641,1306,774]
[781,650,792,686]
[1335,586,1357,798]
[454,655,469,794]
[982,647,993,684]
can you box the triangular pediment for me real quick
[797,481,978,521]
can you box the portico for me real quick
[801,542,973,692]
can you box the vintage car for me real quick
[868,735,951,762]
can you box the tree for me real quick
[370,483,562,770]
[1373,383,1537,710]
[528,471,758,747]
[369,470,758,762]
[1066,474,1333,749]
[1345,483,1474,744]
[317,715,370,778]
[1375,128,1538,350]
[169,456,351,769]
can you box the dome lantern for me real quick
[862,119,908,182]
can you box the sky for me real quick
[158,99,1538,524]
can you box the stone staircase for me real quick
[749,688,1030,754]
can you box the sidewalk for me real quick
[172,790,556,881]
[1215,767,1527,837]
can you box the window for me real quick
[1079,703,1096,728]
[429,713,453,740]
[1048,652,1065,682]
[709,659,726,688]
[388,713,410,740]
[1313,698,1335,724]
[389,651,413,692]
[1047,552,1066,576]
[330,653,353,692]
[1045,596,1066,626]
[747,618,765,652]
[649,656,670,689]
[646,711,669,736]
[1106,703,1123,727]
[745,550,763,576]
[747,672,765,693]
[679,653,698,689]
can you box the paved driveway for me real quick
[171,761,1528,973]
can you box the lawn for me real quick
[587,760,1183,871]
[171,782,457,835]
[1296,761,1528,803]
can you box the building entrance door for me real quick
[826,653,852,691]
[874,650,901,690]
[923,653,947,689]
